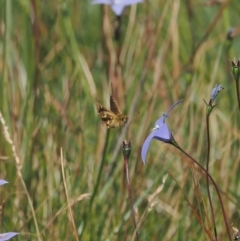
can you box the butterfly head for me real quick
[119,114,128,125]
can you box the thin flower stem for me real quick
[171,173,214,240]
[124,155,139,241]
[235,80,240,110]
[175,144,231,241]
[206,115,217,241]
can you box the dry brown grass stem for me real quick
[147,174,168,210]
[0,111,42,241]
[41,193,91,234]
[60,148,80,241]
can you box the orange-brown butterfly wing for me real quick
[96,97,128,128]
[110,96,121,114]
[96,102,117,128]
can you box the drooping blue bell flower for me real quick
[141,100,183,164]
[92,0,143,16]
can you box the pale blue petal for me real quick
[111,4,125,15]
[92,0,111,5]
[122,0,143,5]
[141,100,183,165]
[154,115,165,127]
[0,232,18,241]
[0,180,8,186]
[141,125,172,164]
[92,0,143,15]
[141,131,155,164]
[210,84,224,102]
[154,124,171,141]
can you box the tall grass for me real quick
[0,0,240,240]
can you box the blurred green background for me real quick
[0,0,240,240]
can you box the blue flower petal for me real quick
[141,100,183,164]
[0,232,18,241]
[210,84,224,102]
[141,131,155,164]
[0,180,8,186]
[111,4,125,15]
[92,0,111,4]
[92,0,143,15]
[154,115,165,127]
[122,0,143,5]
[141,124,172,164]
[153,123,171,141]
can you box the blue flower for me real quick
[0,181,18,240]
[0,180,8,186]
[92,0,143,16]
[141,100,183,164]
[210,84,224,103]
[0,232,18,241]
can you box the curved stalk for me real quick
[174,143,231,241]
[206,114,217,240]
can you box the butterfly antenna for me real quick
[110,82,113,95]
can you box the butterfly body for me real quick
[96,96,128,128]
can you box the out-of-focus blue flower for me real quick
[0,182,18,240]
[0,180,8,186]
[141,100,183,164]
[92,0,143,16]
[0,232,18,241]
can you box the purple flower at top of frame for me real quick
[92,0,143,16]
[0,180,8,186]
[0,232,18,241]
[141,100,183,164]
